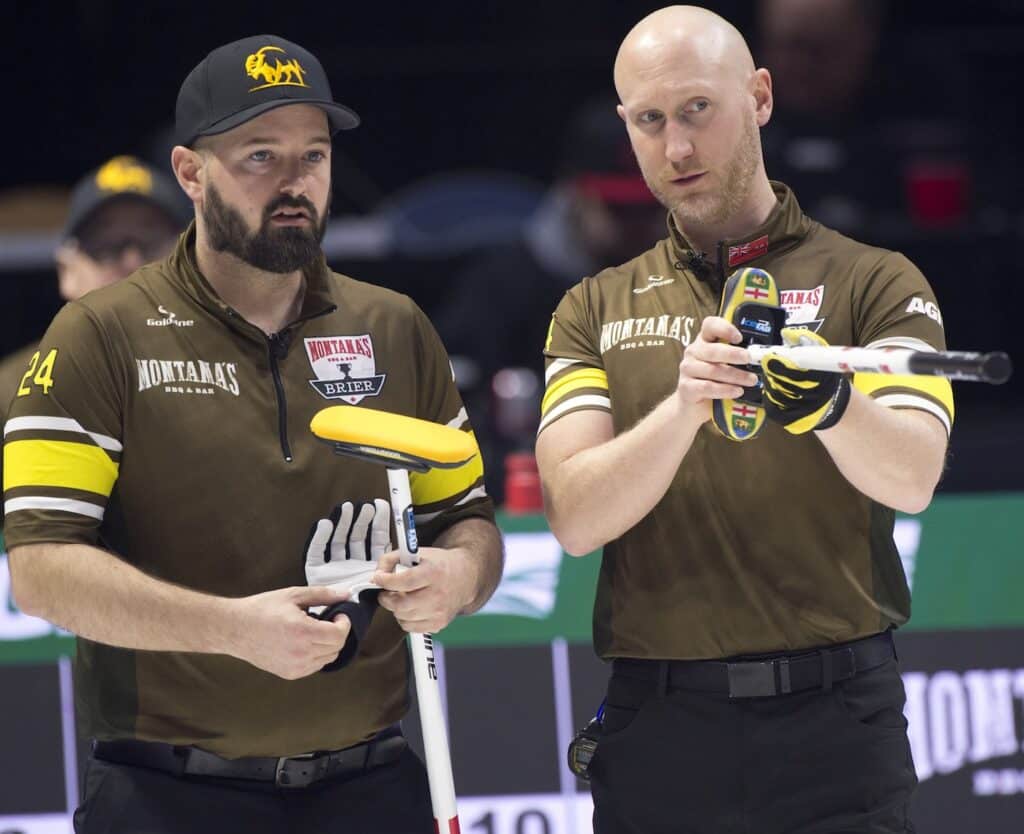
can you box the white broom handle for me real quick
[747,345,1012,383]
[410,632,459,832]
[386,467,460,833]
[387,468,419,568]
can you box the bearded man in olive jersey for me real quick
[4,35,502,834]
[538,7,950,833]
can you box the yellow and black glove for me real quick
[762,328,851,434]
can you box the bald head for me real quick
[611,6,777,247]
[614,6,755,103]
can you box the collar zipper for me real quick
[263,306,337,463]
[267,332,293,463]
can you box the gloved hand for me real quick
[711,267,781,441]
[304,498,392,601]
[303,499,393,671]
[762,328,851,434]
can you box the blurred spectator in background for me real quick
[435,98,664,503]
[438,97,663,382]
[0,156,188,407]
[757,0,1022,423]
[757,0,973,237]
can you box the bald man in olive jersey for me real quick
[539,7,948,832]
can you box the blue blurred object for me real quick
[379,170,545,257]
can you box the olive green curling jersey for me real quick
[3,226,494,757]
[0,342,41,417]
[541,183,954,661]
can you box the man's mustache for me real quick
[263,196,319,224]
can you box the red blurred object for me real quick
[904,160,971,229]
[574,173,658,205]
[504,451,543,514]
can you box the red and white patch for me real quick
[304,334,386,403]
[781,285,825,328]
[733,403,758,419]
[727,235,769,267]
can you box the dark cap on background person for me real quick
[63,156,191,240]
[175,34,360,147]
[559,97,657,205]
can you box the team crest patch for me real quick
[728,402,761,439]
[304,335,386,403]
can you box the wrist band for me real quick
[316,592,381,672]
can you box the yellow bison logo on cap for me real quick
[95,156,153,195]
[245,46,309,91]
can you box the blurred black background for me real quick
[5,1,1022,200]
[3,0,1023,496]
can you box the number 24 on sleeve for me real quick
[17,349,58,396]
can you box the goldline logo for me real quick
[146,305,195,328]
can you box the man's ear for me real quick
[170,145,205,204]
[752,67,773,128]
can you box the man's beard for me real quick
[203,183,328,274]
[645,114,761,228]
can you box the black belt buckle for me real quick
[274,754,320,789]
[727,660,777,698]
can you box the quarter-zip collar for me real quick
[166,221,338,339]
[667,180,813,290]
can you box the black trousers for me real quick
[73,747,434,834]
[590,653,917,834]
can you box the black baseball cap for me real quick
[175,35,360,147]
[63,156,190,240]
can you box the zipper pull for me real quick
[269,331,292,360]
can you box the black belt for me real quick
[612,631,895,699]
[92,726,406,789]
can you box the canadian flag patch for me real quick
[728,235,769,267]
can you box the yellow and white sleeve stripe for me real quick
[853,337,955,434]
[538,359,611,434]
[410,407,487,524]
[3,416,121,520]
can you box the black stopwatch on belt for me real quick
[567,701,605,781]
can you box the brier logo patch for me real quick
[304,334,386,404]
[781,285,825,332]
